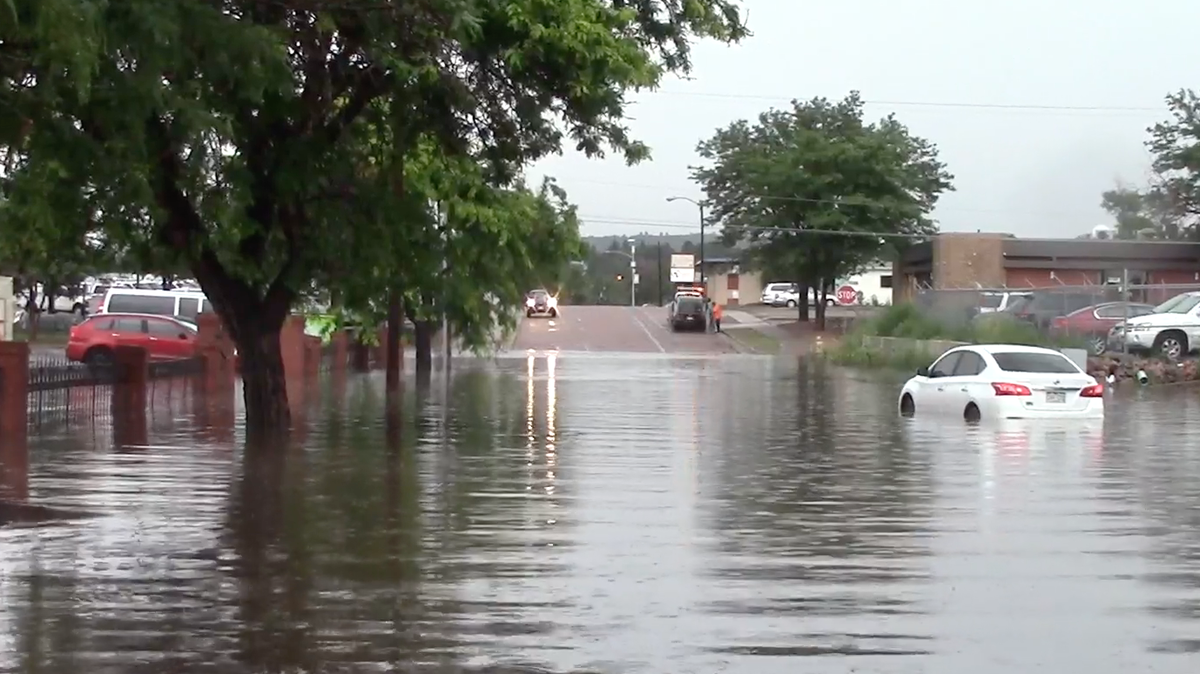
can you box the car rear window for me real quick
[979,294,1003,308]
[991,352,1080,373]
[678,297,703,311]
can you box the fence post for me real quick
[0,341,30,501]
[111,346,148,448]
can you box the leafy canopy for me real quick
[692,92,953,287]
[0,0,748,334]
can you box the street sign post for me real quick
[836,285,857,305]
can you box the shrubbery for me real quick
[825,303,1082,369]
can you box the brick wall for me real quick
[1006,268,1100,287]
[932,234,1006,288]
[1148,270,1200,285]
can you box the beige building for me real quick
[698,257,764,307]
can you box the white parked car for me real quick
[898,344,1104,421]
[1117,291,1200,360]
[760,282,797,306]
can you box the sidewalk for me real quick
[720,310,788,354]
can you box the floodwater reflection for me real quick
[0,356,1198,672]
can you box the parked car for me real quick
[977,291,1032,315]
[898,344,1104,421]
[1115,291,1200,359]
[760,282,797,306]
[1048,302,1156,355]
[993,291,1105,331]
[66,313,198,367]
[98,287,212,321]
[525,289,558,318]
[668,294,707,332]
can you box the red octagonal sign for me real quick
[836,285,857,305]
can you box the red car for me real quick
[1049,302,1156,354]
[67,313,199,366]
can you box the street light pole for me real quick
[666,196,705,286]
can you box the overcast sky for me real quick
[525,0,1200,240]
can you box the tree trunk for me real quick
[194,262,294,435]
[385,290,402,392]
[413,321,433,373]
[797,283,810,322]
[404,301,433,374]
[229,314,291,435]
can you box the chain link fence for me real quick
[908,283,1200,358]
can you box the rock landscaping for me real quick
[1087,353,1200,386]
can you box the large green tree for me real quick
[692,92,953,328]
[0,0,746,431]
[1141,89,1200,241]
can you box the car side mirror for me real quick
[916,366,930,377]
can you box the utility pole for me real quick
[628,238,637,307]
[657,241,663,304]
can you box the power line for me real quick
[648,89,1167,114]
[553,177,1110,218]
[577,215,935,239]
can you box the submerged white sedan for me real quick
[898,344,1105,421]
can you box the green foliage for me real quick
[1099,183,1182,240]
[826,303,1084,370]
[1,0,747,323]
[1107,88,1200,243]
[691,92,954,303]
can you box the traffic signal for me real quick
[616,273,624,281]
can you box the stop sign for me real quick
[836,285,857,305]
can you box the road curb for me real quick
[720,329,751,353]
[722,326,782,354]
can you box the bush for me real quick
[825,303,1083,369]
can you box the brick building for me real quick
[894,233,1200,301]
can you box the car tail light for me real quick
[1080,383,1104,397]
[992,382,1032,396]
[1051,317,1066,329]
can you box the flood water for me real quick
[2,352,1200,673]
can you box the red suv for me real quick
[67,313,198,366]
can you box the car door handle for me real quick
[960,387,967,392]
[936,387,944,391]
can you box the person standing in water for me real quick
[711,300,723,333]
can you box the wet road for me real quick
[2,356,1200,672]
[512,304,738,354]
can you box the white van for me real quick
[98,288,212,321]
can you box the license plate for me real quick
[1045,391,1066,403]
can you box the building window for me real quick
[880,274,893,288]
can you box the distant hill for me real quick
[582,232,701,251]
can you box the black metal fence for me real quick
[25,354,206,431]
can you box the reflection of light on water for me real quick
[995,430,1030,461]
[545,352,557,493]
[526,354,535,459]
